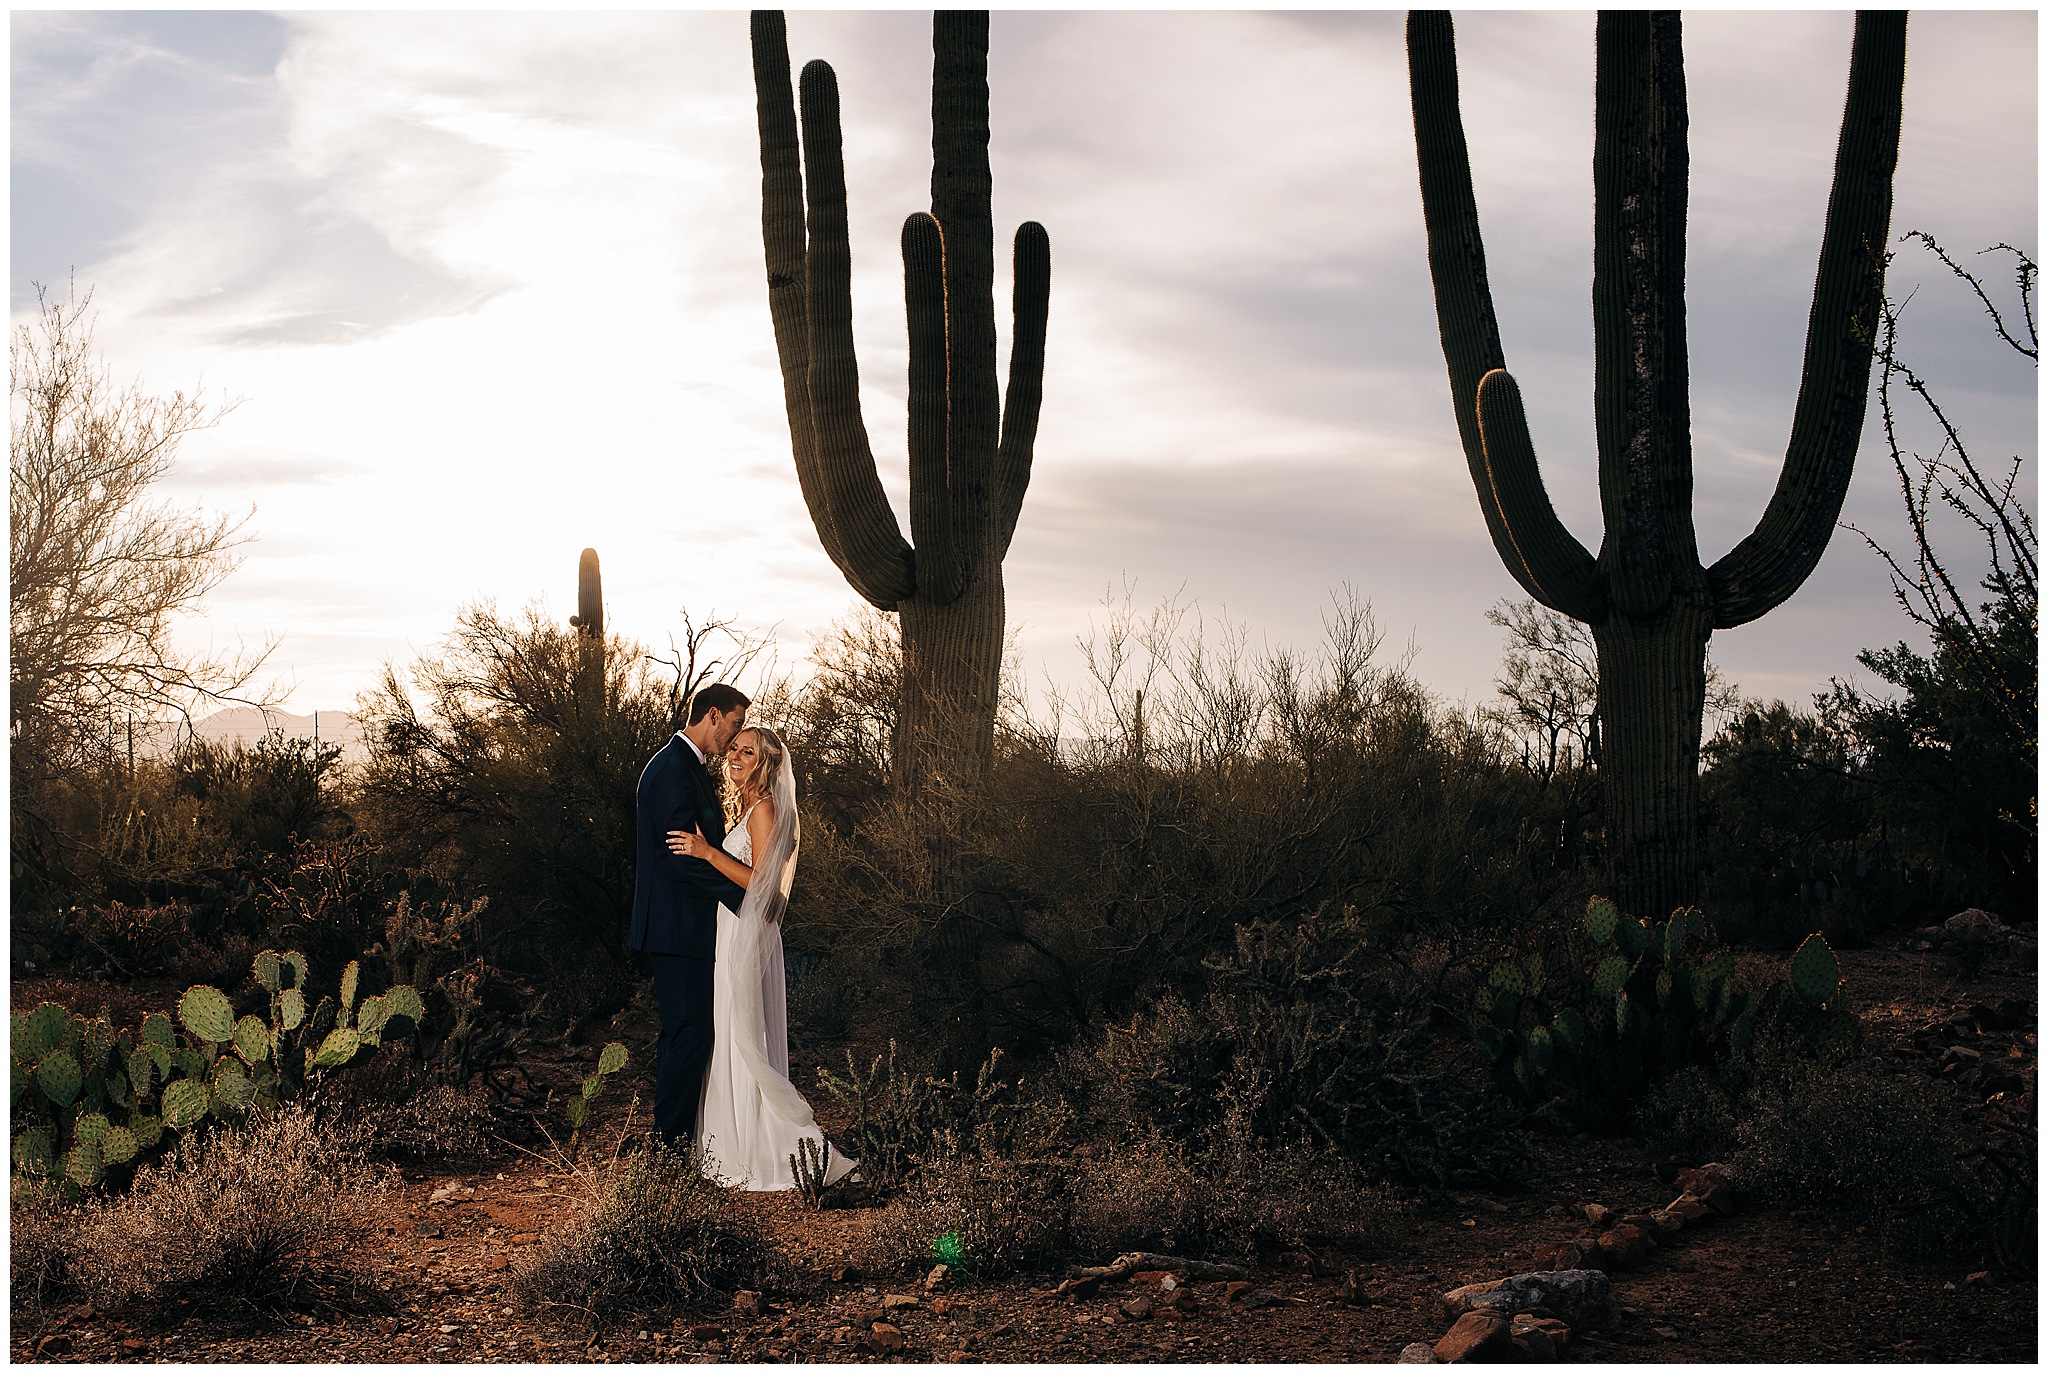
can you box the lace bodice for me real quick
[725,804,756,865]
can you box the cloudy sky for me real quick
[11,8,2036,726]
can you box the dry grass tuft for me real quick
[510,1146,770,1320]
[13,1105,391,1317]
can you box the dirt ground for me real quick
[10,929,2036,1364]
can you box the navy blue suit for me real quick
[631,735,746,1145]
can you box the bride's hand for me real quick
[668,826,709,859]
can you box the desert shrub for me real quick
[864,1145,1074,1278]
[1633,1064,1742,1162]
[322,1067,505,1165]
[353,601,682,977]
[1068,1130,1404,1264]
[167,929,261,992]
[813,1042,1026,1194]
[10,1193,74,1318]
[1731,1047,2032,1267]
[1700,701,1931,947]
[511,1147,769,1317]
[67,899,190,975]
[12,734,346,970]
[23,1106,389,1314]
[1070,904,1532,1192]
[782,594,1583,1067]
[1065,1133,1211,1258]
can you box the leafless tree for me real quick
[10,285,275,788]
[1846,232,2037,745]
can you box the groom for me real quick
[630,682,750,1151]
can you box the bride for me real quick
[668,725,858,1191]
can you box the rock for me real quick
[1507,1317,1558,1361]
[925,1263,952,1292]
[1643,1210,1684,1236]
[1434,1311,1515,1363]
[1944,908,2005,940]
[487,1255,510,1272]
[931,1298,958,1317]
[438,1324,461,1335]
[1056,1276,1100,1299]
[882,1294,921,1311]
[936,1352,976,1364]
[1654,1326,1680,1340]
[1224,1281,1254,1304]
[1965,1271,1991,1287]
[1595,1225,1653,1268]
[689,1325,723,1341]
[733,1291,764,1318]
[1674,1161,1734,1188]
[1119,1295,1155,1322]
[1581,1202,1614,1228]
[1163,1286,1200,1313]
[1442,1270,1613,1329]
[1664,1194,1711,1224]
[1517,1315,1572,1349]
[508,1232,538,1245]
[1531,1242,1588,1272]
[413,1222,444,1238]
[35,1335,71,1358]
[1333,1269,1365,1306]
[1398,1341,1442,1362]
[867,1322,907,1355]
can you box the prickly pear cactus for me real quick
[178,986,236,1045]
[1789,933,1841,1010]
[12,948,432,1195]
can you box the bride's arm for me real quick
[668,823,754,889]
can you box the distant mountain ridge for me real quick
[189,707,365,758]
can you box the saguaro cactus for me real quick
[571,548,603,641]
[570,547,605,712]
[751,9,1050,791]
[1408,11,1907,917]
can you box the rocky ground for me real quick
[11,927,2036,1364]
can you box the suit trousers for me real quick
[649,953,716,1148]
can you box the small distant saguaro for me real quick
[1407,11,1908,917]
[749,9,1050,794]
[571,548,603,641]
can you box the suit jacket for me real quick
[628,735,747,959]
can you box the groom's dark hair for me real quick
[688,683,751,724]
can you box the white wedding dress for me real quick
[695,804,858,1191]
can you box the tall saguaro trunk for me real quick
[1408,10,1907,918]
[750,10,1050,796]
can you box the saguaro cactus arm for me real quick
[932,11,1000,567]
[796,58,917,608]
[751,12,845,576]
[994,221,1050,560]
[1707,10,1909,629]
[1474,371,1603,619]
[903,212,961,604]
[1408,11,1601,622]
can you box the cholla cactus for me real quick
[789,1136,833,1208]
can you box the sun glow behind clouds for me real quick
[10,10,2035,717]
